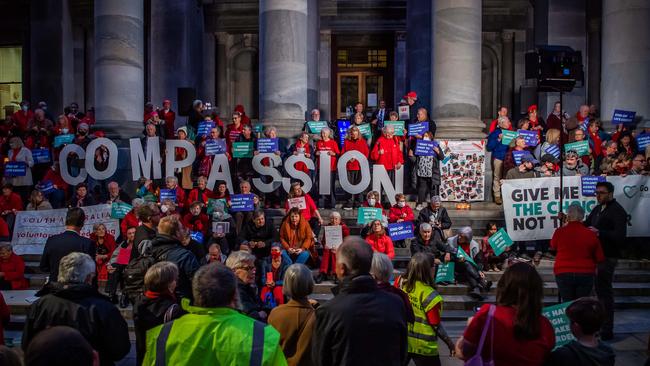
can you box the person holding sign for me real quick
[445,227,491,300]
[234,125,257,183]
[163,176,186,212]
[197,127,230,178]
[456,262,555,365]
[388,194,415,248]
[365,220,395,259]
[486,116,513,205]
[90,223,118,282]
[287,132,314,175]
[410,131,444,210]
[371,125,404,194]
[40,162,68,208]
[315,127,340,209]
[503,136,533,173]
[562,151,590,176]
[303,108,325,141]
[571,129,594,168]
[285,182,323,235]
[342,125,370,209]
[597,141,619,175]
[5,137,34,202]
[279,208,316,266]
[317,211,350,283]
[225,111,245,150]
[479,222,510,271]
[398,253,455,364]
[182,201,210,238]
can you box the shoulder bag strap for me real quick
[474,304,496,357]
[155,320,175,366]
[249,321,266,366]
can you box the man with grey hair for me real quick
[103,181,131,204]
[416,195,452,237]
[445,227,492,300]
[164,175,186,211]
[143,262,286,365]
[551,203,605,302]
[312,236,407,366]
[411,222,446,260]
[371,252,415,323]
[23,252,130,365]
[226,250,268,321]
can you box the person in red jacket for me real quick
[288,132,313,175]
[157,99,176,139]
[186,176,213,207]
[120,198,144,239]
[0,217,9,240]
[0,184,23,233]
[284,182,323,235]
[315,127,340,209]
[11,101,34,133]
[317,211,350,283]
[388,193,415,249]
[165,176,187,213]
[551,203,605,302]
[90,223,118,282]
[0,243,29,290]
[182,201,210,237]
[0,291,9,345]
[225,112,245,151]
[488,106,511,134]
[342,125,370,209]
[234,104,252,125]
[371,125,403,198]
[365,220,395,259]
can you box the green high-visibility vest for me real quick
[403,281,443,356]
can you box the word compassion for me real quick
[58,138,406,204]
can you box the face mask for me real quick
[271,251,281,259]
[22,105,29,112]
[368,198,376,206]
[398,201,406,208]
[61,128,69,134]
[161,205,169,213]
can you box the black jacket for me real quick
[410,233,446,259]
[67,194,96,208]
[237,279,266,321]
[102,190,132,205]
[22,283,130,366]
[133,294,184,366]
[40,230,95,282]
[312,275,407,366]
[131,224,157,261]
[238,219,278,259]
[149,234,200,299]
[547,340,615,366]
[585,199,627,258]
[416,206,452,231]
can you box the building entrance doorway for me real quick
[336,72,384,119]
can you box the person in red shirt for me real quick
[388,193,415,249]
[457,262,555,366]
[157,99,176,139]
[234,104,252,125]
[225,112,245,151]
[182,201,210,237]
[0,184,23,233]
[0,217,9,240]
[288,132,313,175]
[488,106,510,134]
[342,125,369,209]
[371,125,404,196]
[120,199,143,238]
[90,223,118,282]
[285,182,322,224]
[41,162,69,208]
[186,176,213,207]
[0,243,29,290]
[551,203,605,302]
[317,211,350,283]
[365,220,395,259]
[11,101,34,133]
[164,176,187,213]
[315,127,340,209]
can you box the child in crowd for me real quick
[480,222,511,271]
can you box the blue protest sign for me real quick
[159,189,177,203]
[544,144,561,159]
[53,134,74,148]
[518,129,538,147]
[257,138,279,153]
[337,120,351,146]
[612,109,636,125]
[37,180,55,194]
[230,194,255,212]
[512,150,533,165]
[581,117,590,131]
[31,148,51,164]
[197,121,215,136]
[388,222,415,241]
[415,140,436,156]
[190,231,204,243]
[408,122,429,136]
[205,139,227,156]
[581,176,606,196]
[4,162,27,177]
[637,134,650,151]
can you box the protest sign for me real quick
[487,228,513,256]
[435,262,455,283]
[564,140,589,156]
[542,301,575,348]
[12,204,120,255]
[207,198,227,215]
[357,207,383,225]
[111,202,133,219]
[388,222,415,241]
[398,105,410,120]
[36,181,54,194]
[357,124,372,139]
[456,246,477,267]
[637,134,650,151]
[438,140,486,202]
[232,142,254,158]
[159,189,177,203]
[205,139,227,156]
[612,109,636,125]
[31,148,51,164]
[337,120,351,145]
[252,124,264,135]
[512,150,532,165]
[53,134,74,148]
[324,225,343,249]
[4,162,26,177]
[385,121,405,136]
[414,140,436,156]
[190,231,204,243]
[580,176,606,196]
[500,130,518,145]
[197,121,215,136]
[212,221,230,235]
[257,138,279,153]
[288,197,307,210]
[307,121,328,134]
[408,122,429,137]
[518,129,538,147]
[230,194,255,212]
[544,144,561,159]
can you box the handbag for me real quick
[464,304,496,366]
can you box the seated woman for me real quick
[480,222,511,272]
[360,191,386,238]
[365,220,395,259]
[279,207,316,266]
[317,211,350,283]
[90,223,117,283]
[388,193,415,248]
[182,201,210,238]
[0,242,28,290]
[226,251,269,321]
[186,176,213,207]
[284,181,323,236]
[26,190,53,211]
[260,243,291,307]
[443,226,492,300]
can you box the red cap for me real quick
[404,91,418,100]
[234,105,245,113]
[527,104,537,113]
[94,131,105,138]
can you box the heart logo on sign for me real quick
[623,185,638,199]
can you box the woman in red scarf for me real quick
[91,223,118,282]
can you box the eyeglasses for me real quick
[237,265,255,271]
[595,191,610,195]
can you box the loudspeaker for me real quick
[177,87,196,117]
[526,46,583,92]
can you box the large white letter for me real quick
[283,155,315,193]
[252,153,283,193]
[318,153,332,194]
[85,138,118,180]
[165,139,196,177]
[372,164,404,205]
[129,137,162,180]
[206,154,234,193]
[337,151,371,194]
[59,144,87,186]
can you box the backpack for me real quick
[123,240,168,297]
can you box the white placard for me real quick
[398,105,410,120]
[212,221,230,235]
[288,197,307,210]
[324,225,343,249]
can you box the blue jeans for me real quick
[282,250,310,265]
[555,272,595,302]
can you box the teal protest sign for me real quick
[232,142,254,158]
[564,140,589,157]
[357,207,383,225]
[542,301,575,348]
[456,246,477,267]
[357,123,372,138]
[435,262,455,283]
[54,134,74,148]
[307,121,328,134]
[207,198,228,214]
[110,202,133,219]
[501,130,518,145]
[487,228,513,256]
[385,121,405,136]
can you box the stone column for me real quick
[394,32,407,111]
[601,0,650,123]
[259,0,308,137]
[202,32,216,108]
[407,0,432,109]
[500,31,514,111]
[215,32,229,117]
[307,0,320,112]
[431,0,484,138]
[318,30,332,120]
[94,0,144,139]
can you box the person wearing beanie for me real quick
[25,326,97,366]
[444,226,492,300]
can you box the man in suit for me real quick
[371,99,389,142]
[40,207,95,282]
